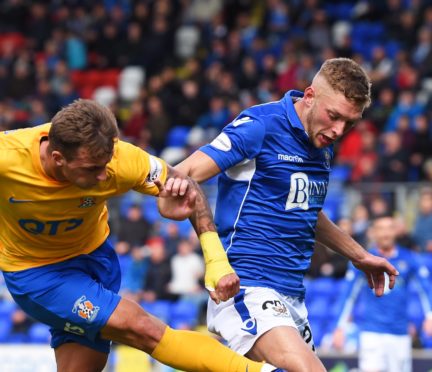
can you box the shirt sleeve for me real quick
[115,141,167,195]
[199,113,266,172]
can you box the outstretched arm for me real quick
[156,164,239,303]
[315,211,399,296]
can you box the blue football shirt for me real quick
[333,246,432,335]
[200,90,333,297]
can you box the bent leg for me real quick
[55,342,108,372]
[246,326,326,372]
[101,298,271,372]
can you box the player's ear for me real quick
[52,151,66,166]
[303,86,315,107]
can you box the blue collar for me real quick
[283,90,305,132]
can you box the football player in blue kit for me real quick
[332,214,432,372]
[169,58,399,371]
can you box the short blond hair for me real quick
[318,58,371,108]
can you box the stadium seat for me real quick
[308,277,337,301]
[0,301,17,317]
[308,297,330,321]
[140,300,172,323]
[92,86,117,107]
[119,66,145,101]
[141,196,160,225]
[0,318,12,342]
[28,323,51,343]
[169,300,199,330]
[166,126,191,147]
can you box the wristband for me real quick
[199,231,235,291]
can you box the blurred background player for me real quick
[331,214,432,372]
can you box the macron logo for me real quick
[278,154,304,163]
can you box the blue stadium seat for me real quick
[308,297,330,321]
[0,300,16,317]
[169,300,199,329]
[7,332,28,343]
[166,126,190,147]
[0,318,12,342]
[140,196,160,225]
[308,277,338,301]
[28,323,51,343]
[140,300,172,323]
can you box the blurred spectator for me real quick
[142,237,176,302]
[366,87,395,131]
[412,187,432,253]
[351,204,370,247]
[122,99,147,142]
[147,95,172,154]
[308,217,349,279]
[377,132,409,182]
[368,45,394,89]
[120,246,150,303]
[196,95,229,131]
[411,114,432,180]
[114,204,152,256]
[385,90,425,132]
[163,222,182,259]
[394,215,417,250]
[168,238,205,298]
[368,195,391,219]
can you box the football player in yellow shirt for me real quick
[0,99,281,372]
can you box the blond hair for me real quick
[318,58,371,108]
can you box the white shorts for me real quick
[207,286,315,355]
[359,332,412,372]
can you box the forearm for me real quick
[315,211,368,263]
[187,177,216,235]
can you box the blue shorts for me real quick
[3,239,122,353]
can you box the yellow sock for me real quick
[151,326,265,372]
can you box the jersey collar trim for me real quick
[283,90,305,132]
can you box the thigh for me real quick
[387,335,412,372]
[55,342,108,372]
[246,326,325,372]
[3,242,121,353]
[207,287,317,357]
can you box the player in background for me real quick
[168,58,399,371]
[331,214,432,372]
[0,99,283,372]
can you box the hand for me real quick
[164,175,190,197]
[332,328,345,351]
[422,316,432,336]
[207,272,240,304]
[352,253,399,296]
[155,178,197,221]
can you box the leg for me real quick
[100,298,272,372]
[55,343,108,372]
[246,326,325,372]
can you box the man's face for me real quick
[304,88,364,148]
[370,217,396,251]
[60,147,112,189]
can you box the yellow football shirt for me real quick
[0,124,167,271]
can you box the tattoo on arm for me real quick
[188,177,216,235]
